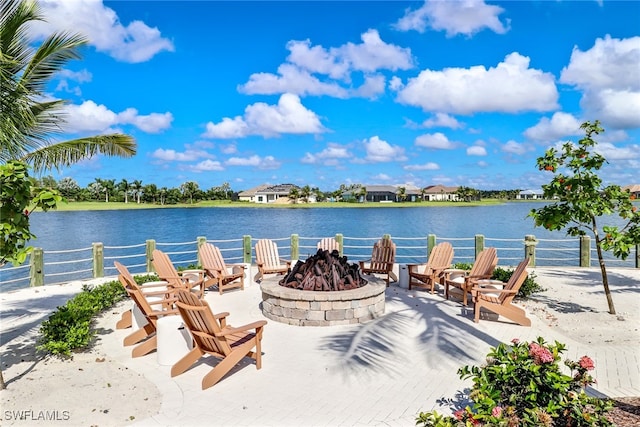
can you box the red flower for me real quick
[24,209,29,215]
[579,356,595,371]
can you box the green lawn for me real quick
[49,199,507,211]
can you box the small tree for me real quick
[530,120,640,315]
[0,160,62,389]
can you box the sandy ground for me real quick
[0,266,638,426]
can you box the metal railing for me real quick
[1,233,638,291]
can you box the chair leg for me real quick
[201,341,255,389]
[171,347,205,377]
[132,335,157,358]
[124,323,154,346]
[116,309,132,329]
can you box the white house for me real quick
[517,189,544,200]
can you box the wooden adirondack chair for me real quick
[199,243,245,294]
[407,242,454,293]
[152,249,206,298]
[472,258,531,326]
[172,290,267,389]
[254,239,291,282]
[114,261,172,329]
[444,247,498,306]
[359,238,398,286]
[117,271,179,356]
[317,237,340,254]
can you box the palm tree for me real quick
[221,182,231,200]
[0,0,136,173]
[118,179,130,203]
[180,181,199,204]
[132,180,142,203]
[288,187,300,204]
[300,185,311,203]
[396,186,407,202]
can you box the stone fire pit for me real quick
[260,276,386,326]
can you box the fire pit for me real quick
[260,249,386,326]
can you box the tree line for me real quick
[34,176,524,205]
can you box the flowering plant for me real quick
[416,337,613,426]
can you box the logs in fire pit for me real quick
[279,249,368,291]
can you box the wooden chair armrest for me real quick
[140,289,174,297]
[213,312,230,319]
[468,274,492,280]
[472,287,517,295]
[147,297,178,305]
[476,279,505,286]
[217,320,268,336]
[443,268,469,276]
[148,309,179,317]
[138,281,170,288]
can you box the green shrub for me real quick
[37,276,160,356]
[416,337,613,427]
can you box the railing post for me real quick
[427,234,436,257]
[382,233,391,242]
[30,247,44,287]
[243,235,252,264]
[146,239,156,273]
[525,235,538,267]
[196,236,207,265]
[335,233,344,256]
[475,234,485,258]
[291,234,299,260]
[579,235,591,267]
[92,242,104,278]
[636,244,639,269]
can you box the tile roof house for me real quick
[516,189,544,200]
[254,184,302,204]
[238,184,270,202]
[622,184,640,198]
[422,185,460,201]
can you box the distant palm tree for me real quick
[118,179,130,203]
[132,179,142,203]
[288,187,300,203]
[0,0,136,173]
[180,181,199,204]
[396,186,407,202]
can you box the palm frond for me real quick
[22,134,137,173]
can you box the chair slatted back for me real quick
[123,282,160,330]
[470,247,498,277]
[175,290,230,356]
[317,238,340,253]
[256,239,283,269]
[426,242,454,272]
[200,243,226,276]
[370,239,395,271]
[499,259,530,304]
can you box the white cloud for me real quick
[363,136,407,162]
[560,36,640,129]
[467,146,487,156]
[239,64,349,98]
[422,113,463,129]
[301,143,351,166]
[203,117,249,139]
[395,52,558,114]
[404,162,440,171]
[524,112,583,142]
[192,160,224,172]
[151,148,212,162]
[239,29,413,98]
[32,0,174,63]
[202,93,325,139]
[394,0,509,37]
[118,108,173,133]
[415,132,456,149]
[502,140,529,155]
[595,142,640,161]
[225,155,281,170]
[61,101,172,134]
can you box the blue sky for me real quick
[32,0,640,192]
